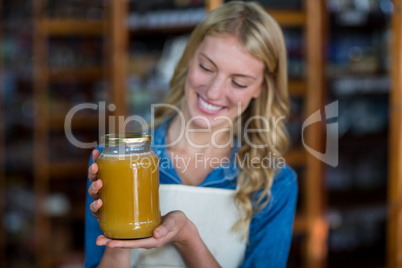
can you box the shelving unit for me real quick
[324,1,393,267]
[4,0,397,266]
[303,2,328,267]
[110,0,128,119]
[0,1,6,268]
[2,2,35,267]
[111,0,328,267]
[32,1,114,267]
[388,0,402,267]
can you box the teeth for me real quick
[198,96,223,111]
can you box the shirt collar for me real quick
[151,117,239,186]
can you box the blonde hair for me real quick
[154,1,290,238]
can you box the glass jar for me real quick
[97,133,161,239]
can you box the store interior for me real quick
[1,0,401,267]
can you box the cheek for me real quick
[186,67,200,89]
[184,69,196,98]
[186,66,211,92]
[228,91,255,109]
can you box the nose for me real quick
[206,75,225,100]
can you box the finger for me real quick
[90,199,102,219]
[96,235,112,246]
[88,163,98,182]
[103,236,161,249]
[88,179,103,199]
[92,149,101,162]
[96,212,189,250]
[96,234,152,248]
[154,210,188,239]
[153,215,177,239]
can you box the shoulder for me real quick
[271,164,298,203]
[272,164,297,190]
[151,117,172,149]
[253,165,298,219]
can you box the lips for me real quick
[196,94,226,115]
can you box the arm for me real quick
[172,214,221,268]
[98,247,131,268]
[240,166,298,268]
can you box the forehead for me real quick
[196,34,265,75]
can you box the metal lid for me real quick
[101,133,152,145]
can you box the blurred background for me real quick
[0,0,401,267]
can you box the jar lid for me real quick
[101,133,152,145]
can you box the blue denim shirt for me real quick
[85,119,298,268]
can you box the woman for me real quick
[85,1,297,267]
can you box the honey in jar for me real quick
[97,133,161,239]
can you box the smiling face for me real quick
[183,34,265,130]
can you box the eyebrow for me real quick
[199,53,257,80]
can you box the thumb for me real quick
[153,212,180,239]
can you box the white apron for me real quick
[130,184,247,268]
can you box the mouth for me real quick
[196,94,226,114]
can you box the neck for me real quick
[166,115,233,155]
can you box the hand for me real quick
[97,211,220,268]
[96,210,195,250]
[88,149,102,220]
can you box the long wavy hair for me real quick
[153,1,290,238]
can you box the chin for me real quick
[186,105,214,129]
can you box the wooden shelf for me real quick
[293,214,307,234]
[129,24,197,36]
[0,1,5,265]
[33,6,109,268]
[39,19,105,36]
[48,67,104,82]
[388,0,402,267]
[49,113,99,131]
[268,9,306,27]
[48,160,88,179]
[289,79,307,96]
[128,9,306,35]
[285,147,306,167]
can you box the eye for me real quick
[232,81,248,88]
[199,64,213,73]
